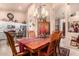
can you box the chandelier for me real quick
[33,4,48,20]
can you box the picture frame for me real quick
[68,21,79,33]
[38,20,50,38]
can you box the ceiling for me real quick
[0,3,79,13]
[69,3,79,12]
[0,3,65,12]
[0,3,32,13]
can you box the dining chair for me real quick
[50,31,62,56]
[28,31,36,38]
[4,31,28,56]
[39,32,62,56]
[56,32,62,56]
[39,39,57,56]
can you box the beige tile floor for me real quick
[68,46,79,56]
[0,40,12,56]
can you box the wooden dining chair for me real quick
[28,31,36,38]
[4,31,28,56]
[39,39,57,56]
[50,31,62,56]
[39,32,62,56]
[56,32,62,56]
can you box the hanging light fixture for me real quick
[33,4,48,20]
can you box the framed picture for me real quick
[68,21,79,33]
[38,20,50,38]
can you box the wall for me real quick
[27,4,37,36]
[0,10,26,23]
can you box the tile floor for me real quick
[0,40,12,56]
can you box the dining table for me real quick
[17,37,50,55]
[17,32,61,56]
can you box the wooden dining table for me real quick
[17,32,61,55]
[17,37,50,55]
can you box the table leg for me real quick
[30,52,32,56]
[37,50,40,56]
[18,43,25,52]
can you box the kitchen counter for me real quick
[0,32,6,40]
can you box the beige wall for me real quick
[0,10,26,23]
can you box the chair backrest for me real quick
[47,31,62,55]
[4,31,17,56]
[77,35,79,43]
[28,31,35,38]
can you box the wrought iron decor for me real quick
[7,13,14,21]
